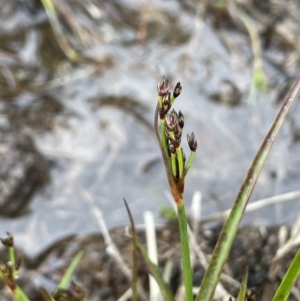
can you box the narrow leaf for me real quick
[196,72,300,301]
[58,250,83,288]
[237,268,248,301]
[16,287,31,301]
[123,199,138,301]
[272,249,300,301]
[40,287,52,301]
[138,242,175,301]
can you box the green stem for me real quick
[160,119,170,167]
[9,247,15,267]
[186,151,195,172]
[177,201,193,301]
[272,249,300,301]
[171,153,177,177]
[176,147,184,179]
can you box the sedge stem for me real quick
[186,151,195,171]
[177,201,193,301]
[176,147,184,179]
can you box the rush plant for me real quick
[142,74,300,301]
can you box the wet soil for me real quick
[1,221,299,301]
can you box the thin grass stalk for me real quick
[40,0,80,62]
[52,250,83,298]
[272,249,300,301]
[16,287,31,301]
[236,268,248,301]
[124,199,138,301]
[154,102,193,301]
[39,287,52,301]
[177,202,193,301]
[196,72,300,301]
[138,243,175,301]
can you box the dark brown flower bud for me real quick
[168,137,179,152]
[157,77,169,96]
[1,232,14,248]
[178,111,184,129]
[246,289,256,301]
[187,132,197,152]
[68,281,85,300]
[174,124,182,142]
[162,92,171,114]
[165,109,178,132]
[173,82,182,98]
[168,139,176,155]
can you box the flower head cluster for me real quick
[53,281,85,301]
[0,233,21,293]
[156,77,197,194]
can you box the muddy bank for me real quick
[1,221,299,300]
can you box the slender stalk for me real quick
[195,72,300,301]
[177,201,193,301]
[272,249,300,301]
[9,247,15,268]
[176,147,184,179]
[186,151,195,171]
[40,0,80,62]
[124,199,138,301]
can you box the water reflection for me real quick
[0,0,299,256]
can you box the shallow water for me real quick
[0,0,300,256]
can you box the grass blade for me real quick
[123,199,138,301]
[40,287,52,301]
[16,287,31,301]
[137,243,175,301]
[237,268,248,301]
[195,72,300,301]
[40,0,81,62]
[177,202,193,301]
[58,250,83,288]
[272,249,300,301]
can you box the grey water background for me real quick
[0,0,300,256]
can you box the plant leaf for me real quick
[58,250,83,288]
[123,199,138,301]
[272,249,300,301]
[16,286,31,301]
[195,72,300,301]
[137,242,175,301]
[237,268,248,301]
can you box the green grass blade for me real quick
[123,199,138,301]
[137,243,175,301]
[16,287,31,301]
[40,287,52,301]
[195,72,300,301]
[237,268,248,301]
[58,250,83,288]
[177,202,193,301]
[40,0,81,62]
[9,247,15,268]
[272,249,300,301]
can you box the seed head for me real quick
[1,232,14,248]
[187,132,197,152]
[178,111,184,129]
[157,77,169,96]
[162,92,171,114]
[165,109,178,132]
[173,82,182,98]
[168,139,176,154]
